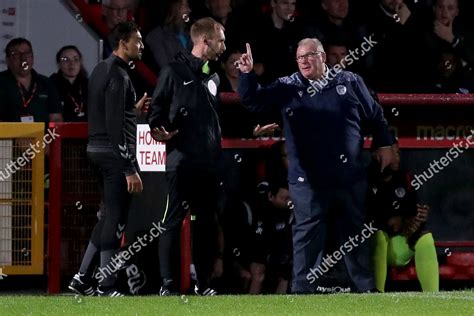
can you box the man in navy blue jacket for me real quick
[237,39,395,293]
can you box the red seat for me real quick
[390,265,417,280]
[447,252,474,267]
[467,267,474,277]
[439,265,456,279]
[389,243,474,281]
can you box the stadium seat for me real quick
[389,245,474,281]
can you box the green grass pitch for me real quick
[0,291,473,315]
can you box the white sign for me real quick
[136,124,166,172]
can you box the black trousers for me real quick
[87,151,131,250]
[159,166,219,289]
[86,150,132,287]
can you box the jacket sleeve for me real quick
[147,66,174,130]
[351,74,394,148]
[105,73,137,176]
[238,71,289,112]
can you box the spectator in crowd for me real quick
[50,46,88,122]
[103,0,132,32]
[218,49,259,138]
[253,0,302,83]
[421,0,474,81]
[102,0,133,58]
[134,0,161,34]
[145,0,192,70]
[428,50,474,93]
[434,0,474,68]
[147,17,226,296]
[324,39,349,68]
[324,38,379,100]
[249,179,293,294]
[219,49,242,92]
[238,39,395,293]
[69,21,145,297]
[304,0,368,49]
[101,0,152,101]
[0,38,63,123]
[366,0,430,92]
[368,142,439,292]
[304,0,372,76]
[205,0,232,26]
[204,0,250,52]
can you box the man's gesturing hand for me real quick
[238,43,254,74]
[374,146,395,172]
[416,204,430,223]
[253,123,279,137]
[126,173,143,193]
[150,126,178,142]
[135,92,151,113]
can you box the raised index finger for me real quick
[246,43,252,59]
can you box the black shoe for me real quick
[68,273,95,296]
[160,278,179,296]
[159,285,179,296]
[194,285,217,296]
[96,287,125,297]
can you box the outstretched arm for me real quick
[237,43,290,112]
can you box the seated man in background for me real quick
[428,49,474,94]
[421,0,474,78]
[0,38,63,124]
[249,179,293,294]
[368,141,439,292]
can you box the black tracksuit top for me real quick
[87,55,138,176]
[147,52,222,171]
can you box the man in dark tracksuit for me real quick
[147,17,226,296]
[69,22,145,297]
[368,142,439,292]
[237,39,395,293]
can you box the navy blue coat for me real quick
[238,69,394,189]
